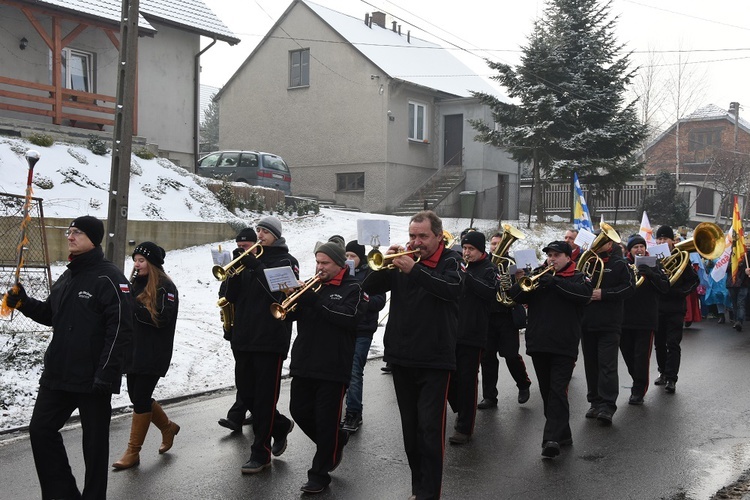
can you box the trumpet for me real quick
[518,265,555,292]
[367,247,421,271]
[212,242,264,281]
[217,297,234,331]
[576,222,621,288]
[270,273,323,320]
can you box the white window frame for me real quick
[408,101,428,142]
[52,47,95,92]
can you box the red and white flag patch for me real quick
[119,284,130,293]
[167,293,175,302]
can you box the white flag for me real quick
[639,212,655,246]
[710,233,733,282]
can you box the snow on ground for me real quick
[0,136,604,431]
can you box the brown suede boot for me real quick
[112,412,152,470]
[151,401,180,454]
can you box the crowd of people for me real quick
[5,211,750,499]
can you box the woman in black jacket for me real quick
[113,242,180,470]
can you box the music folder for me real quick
[263,266,299,292]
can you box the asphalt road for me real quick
[2,318,750,500]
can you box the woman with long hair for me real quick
[113,242,180,470]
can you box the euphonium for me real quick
[492,224,525,306]
[367,247,421,271]
[576,222,621,288]
[212,242,264,281]
[217,297,234,331]
[518,265,555,292]
[269,273,323,320]
[661,222,724,285]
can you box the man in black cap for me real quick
[620,235,669,404]
[224,220,299,474]
[508,241,592,458]
[581,225,635,425]
[447,230,497,444]
[4,215,133,499]
[654,225,699,393]
[287,240,365,494]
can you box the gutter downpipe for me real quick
[194,38,217,171]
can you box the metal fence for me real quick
[0,193,52,334]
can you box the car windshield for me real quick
[262,155,289,172]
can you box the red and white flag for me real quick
[711,232,733,282]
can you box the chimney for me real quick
[392,21,397,32]
[407,30,410,43]
[364,13,370,27]
[398,25,401,36]
[371,11,386,29]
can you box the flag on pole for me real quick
[711,232,733,282]
[573,173,594,232]
[730,195,746,281]
[639,211,655,246]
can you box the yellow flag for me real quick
[731,196,746,281]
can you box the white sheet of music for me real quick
[635,255,657,267]
[211,248,232,267]
[648,243,671,260]
[514,248,538,272]
[575,229,596,251]
[357,219,390,248]
[263,266,300,292]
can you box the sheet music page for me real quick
[263,266,300,292]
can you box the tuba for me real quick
[576,222,621,288]
[661,222,724,285]
[492,224,525,306]
[269,273,323,320]
[212,243,264,281]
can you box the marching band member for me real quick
[287,242,365,494]
[447,230,497,444]
[508,241,592,458]
[564,229,582,263]
[653,225,699,393]
[113,242,180,469]
[478,232,532,410]
[362,210,462,500]
[581,228,635,425]
[620,235,669,405]
[225,216,299,474]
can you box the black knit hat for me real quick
[236,227,258,243]
[627,234,647,251]
[461,231,486,251]
[257,216,282,239]
[656,225,675,240]
[316,241,347,267]
[69,216,104,247]
[132,241,165,269]
[542,240,572,257]
[345,240,367,264]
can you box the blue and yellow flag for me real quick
[573,173,594,232]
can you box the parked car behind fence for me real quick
[196,150,291,195]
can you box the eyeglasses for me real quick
[65,229,85,237]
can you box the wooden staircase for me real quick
[391,166,464,216]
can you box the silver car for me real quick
[196,150,292,195]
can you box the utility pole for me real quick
[105,0,139,272]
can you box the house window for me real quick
[688,128,721,151]
[289,49,310,88]
[337,172,364,192]
[62,48,94,92]
[695,187,714,216]
[408,101,428,141]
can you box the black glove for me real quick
[233,247,260,270]
[5,283,28,309]
[537,272,555,288]
[637,264,654,277]
[92,377,112,395]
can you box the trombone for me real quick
[212,242,264,281]
[270,273,323,320]
[518,265,555,292]
[576,222,621,288]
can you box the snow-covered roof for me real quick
[646,103,750,151]
[303,0,505,99]
[23,0,239,44]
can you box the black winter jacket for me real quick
[289,268,365,385]
[363,244,462,371]
[508,261,592,358]
[126,275,179,376]
[225,239,299,356]
[582,251,636,333]
[660,259,699,315]
[457,255,497,347]
[19,247,133,393]
[350,263,387,338]
[622,254,669,330]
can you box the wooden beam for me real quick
[104,29,120,50]
[52,17,62,125]
[61,23,87,48]
[21,7,53,50]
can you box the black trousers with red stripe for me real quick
[290,377,346,487]
[233,350,291,464]
[447,344,482,435]
[392,365,450,500]
[619,327,654,398]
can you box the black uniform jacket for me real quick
[726,250,750,288]
[289,268,365,385]
[126,275,179,376]
[351,263,387,338]
[363,243,462,371]
[508,261,592,358]
[457,254,497,348]
[582,251,636,333]
[19,247,133,393]
[622,253,669,330]
[225,238,299,356]
[660,257,699,315]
